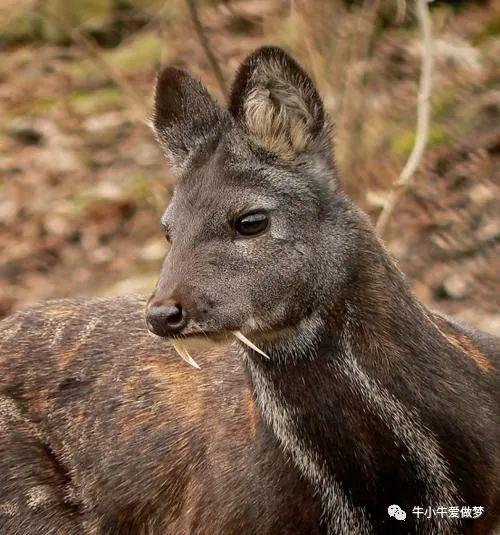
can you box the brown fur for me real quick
[0,296,323,534]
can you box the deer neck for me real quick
[244,314,372,533]
[243,240,459,534]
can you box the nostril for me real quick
[165,304,184,326]
[146,303,187,337]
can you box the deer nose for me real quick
[146,301,188,337]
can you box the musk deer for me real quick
[1,47,499,535]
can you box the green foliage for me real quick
[103,32,161,72]
[391,126,451,159]
[13,97,59,115]
[41,0,113,42]
[68,87,124,114]
[473,12,500,44]
[69,31,161,84]
[432,90,458,121]
[0,10,44,44]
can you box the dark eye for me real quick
[234,212,269,237]
[160,221,171,242]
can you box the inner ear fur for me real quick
[230,47,331,162]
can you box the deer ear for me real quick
[152,67,227,171]
[229,47,332,164]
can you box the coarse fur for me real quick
[1,47,499,534]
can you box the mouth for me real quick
[150,328,271,369]
[173,327,232,343]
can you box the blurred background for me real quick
[0,0,498,334]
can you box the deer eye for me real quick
[234,212,269,237]
[160,220,172,243]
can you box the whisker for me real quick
[193,322,209,340]
[233,331,270,359]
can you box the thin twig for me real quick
[396,0,407,25]
[338,0,380,181]
[185,0,227,99]
[375,0,433,238]
[38,4,149,120]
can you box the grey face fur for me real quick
[149,47,358,344]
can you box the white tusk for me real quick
[172,340,200,369]
[233,331,270,359]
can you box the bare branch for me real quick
[375,0,433,238]
[185,0,228,99]
[396,0,407,25]
[338,0,380,181]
